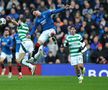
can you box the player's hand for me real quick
[27,34,31,39]
[6,16,12,22]
[2,42,6,46]
[64,5,70,10]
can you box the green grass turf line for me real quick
[0,76,108,90]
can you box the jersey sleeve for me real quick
[49,8,65,15]
[29,19,39,35]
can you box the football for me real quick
[0,18,6,25]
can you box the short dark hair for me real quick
[70,25,76,30]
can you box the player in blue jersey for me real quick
[11,30,23,79]
[29,6,69,61]
[0,28,13,78]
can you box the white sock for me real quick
[22,53,34,69]
[22,58,34,69]
[34,51,40,59]
[19,72,22,75]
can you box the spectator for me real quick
[6,0,19,10]
[16,5,23,14]
[37,1,48,12]
[56,44,68,63]
[90,43,108,63]
[0,0,4,12]
[45,51,55,64]
[0,10,6,18]
[61,19,68,34]
[90,35,100,51]
[56,0,64,9]
[47,37,58,57]
[82,1,93,16]
[8,8,19,20]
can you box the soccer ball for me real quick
[0,18,6,25]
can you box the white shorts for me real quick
[0,52,12,62]
[15,52,19,60]
[70,55,83,66]
[19,39,34,53]
[38,28,56,43]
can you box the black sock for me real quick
[32,48,38,57]
[9,66,12,72]
[76,69,81,77]
[17,64,21,72]
[32,43,40,57]
[1,63,4,69]
[80,67,84,71]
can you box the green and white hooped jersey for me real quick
[17,23,29,41]
[64,34,82,57]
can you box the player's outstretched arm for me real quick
[29,20,39,35]
[50,5,70,14]
[6,16,19,26]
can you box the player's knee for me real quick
[8,62,12,66]
[35,42,41,48]
[0,58,5,63]
[15,60,20,64]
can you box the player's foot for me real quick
[1,68,6,76]
[18,72,23,79]
[8,72,12,78]
[39,46,46,57]
[79,79,83,84]
[78,76,83,84]
[27,57,34,63]
[31,65,36,75]
[18,74,23,79]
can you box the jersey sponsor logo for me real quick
[40,19,46,25]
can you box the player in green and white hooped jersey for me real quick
[64,26,87,84]
[6,16,36,77]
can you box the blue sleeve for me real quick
[49,8,65,14]
[30,20,38,35]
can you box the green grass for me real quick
[0,76,108,90]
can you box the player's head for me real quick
[69,26,76,35]
[18,14,26,23]
[33,10,41,17]
[4,27,10,36]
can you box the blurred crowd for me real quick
[0,0,108,64]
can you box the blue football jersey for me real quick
[30,8,65,35]
[0,36,13,54]
[14,34,21,52]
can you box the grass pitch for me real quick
[0,76,107,90]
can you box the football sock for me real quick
[9,66,12,72]
[32,43,40,57]
[17,63,21,73]
[1,63,5,69]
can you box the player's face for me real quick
[33,11,41,17]
[70,27,76,35]
[4,30,9,36]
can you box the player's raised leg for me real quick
[22,53,36,75]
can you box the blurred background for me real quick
[0,0,108,65]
